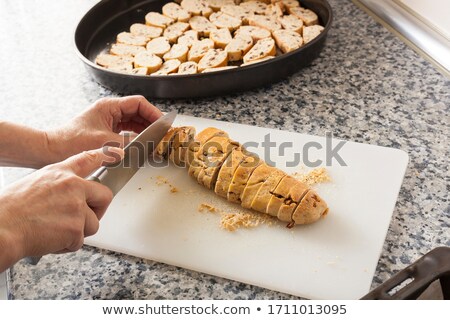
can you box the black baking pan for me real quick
[74,0,333,98]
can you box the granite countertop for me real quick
[0,0,448,299]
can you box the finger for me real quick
[84,208,100,237]
[84,180,113,220]
[117,121,148,133]
[59,146,125,177]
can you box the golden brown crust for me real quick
[292,190,328,224]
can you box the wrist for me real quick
[0,198,25,272]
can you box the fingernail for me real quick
[106,146,125,159]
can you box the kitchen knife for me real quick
[25,110,177,265]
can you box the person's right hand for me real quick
[0,147,124,272]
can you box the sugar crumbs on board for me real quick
[155,175,178,193]
[292,167,331,187]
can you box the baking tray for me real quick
[74,0,333,98]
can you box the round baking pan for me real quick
[74,0,333,98]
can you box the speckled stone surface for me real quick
[0,0,449,299]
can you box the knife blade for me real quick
[25,110,177,265]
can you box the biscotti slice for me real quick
[130,23,164,39]
[272,29,303,53]
[281,0,299,8]
[209,11,242,31]
[163,22,190,43]
[288,6,318,26]
[151,59,181,75]
[134,51,163,73]
[110,43,146,57]
[188,38,215,62]
[220,5,252,24]
[275,178,309,222]
[108,63,134,73]
[155,127,177,158]
[292,190,328,225]
[240,1,268,15]
[201,66,238,72]
[145,12,174,28]
[228,154,262,203]
[214,147,247,198]
[225,35,253,61]
[303,25,324,43]
[95,54,133,68]
[187,128,228,176]
[251,169,286,213]
[205,0,235,11]
[163,43,189,62]
[265,3,283,17]
[248,14,282,32]
[210,28,232,48]
[240,163,275,209]
[234,25,271,41]
[243,37,276,63]
[169,126,196,166]
[116,32,148,46]
[130,67,149,75]
[181,0,213,18]
[162,2,192,22]
[146,37,171,57]
[178,61,198,74]
[241,55,274,66]
[197,49,228,72]
[194,136,231,183]
[277,14,303,33]
[189,15,217,37]
[266,175,296,217]
[177,30,199,48]
[197,136,239,189]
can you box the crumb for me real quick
[292,167,331,187]
[198,203,218,213]
[154,175,178,194]
[138,187,142,190]
[170,187,178,193]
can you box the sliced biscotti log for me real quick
[243,37,276,63]
[181,0,213,18]
[145,12,175,28]
[225,34,253,61]
[95,54,133,68]
[288,6,318,26]
[197,136,240,189]
[248,14,282,32]
[197,49,228,72]
[163,43,189,62]
[169,126,196,166]
[266,175,297,217]
[220,5,252,24]
[277,14,303,33]
[134,51,163,73]
[209,11,242,31]
[163,22,190,43]
[272,29,303,53]
[240,163,275,209]
[276,179,309,222]
[162,2,192,22]
[146,37,171,57]
[228,154,263,204]
[240,1,268,15]
[110,43,146,57]
[187,128,228,177]
[205,0,235,11]
[189,15,217,36]
[178,61,198,74]
[292,190,328,224]
[214,147,248,198]
[177,30,199,47]
[202,66,238,72]
[130,23,164,39]
[155,127,178,158]
[150,59,181,75]
[188,38,215,62]
[251,168,286,212]
[303,25,324,43]
[210,28,232,48]
[116,32,148,46]
[234,25,271,42]
[240,55,274,66]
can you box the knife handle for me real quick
[86,175,101,183]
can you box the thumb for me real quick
[59,146,125,177]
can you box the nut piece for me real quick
[116,32,148,46]
[178,61,199,74]
[197,49,228,72]
[133,51,163,73]
[243,37,276,63]
[146,37,171,57]
[272,29,303,53]
[130,23,163,39]
[225,35,253,61]
[163,43,190,62]
[151,59,182,75]
[145,12,175,28]
[210,28,233,48]
[162,3,192,22]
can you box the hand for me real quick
[0,147,124,272]
[47,95,163,164]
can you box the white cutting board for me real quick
[86,115,409,299]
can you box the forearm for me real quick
[0,197,24,273]
[0,121,55,168]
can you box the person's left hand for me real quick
[46,96,163,164]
